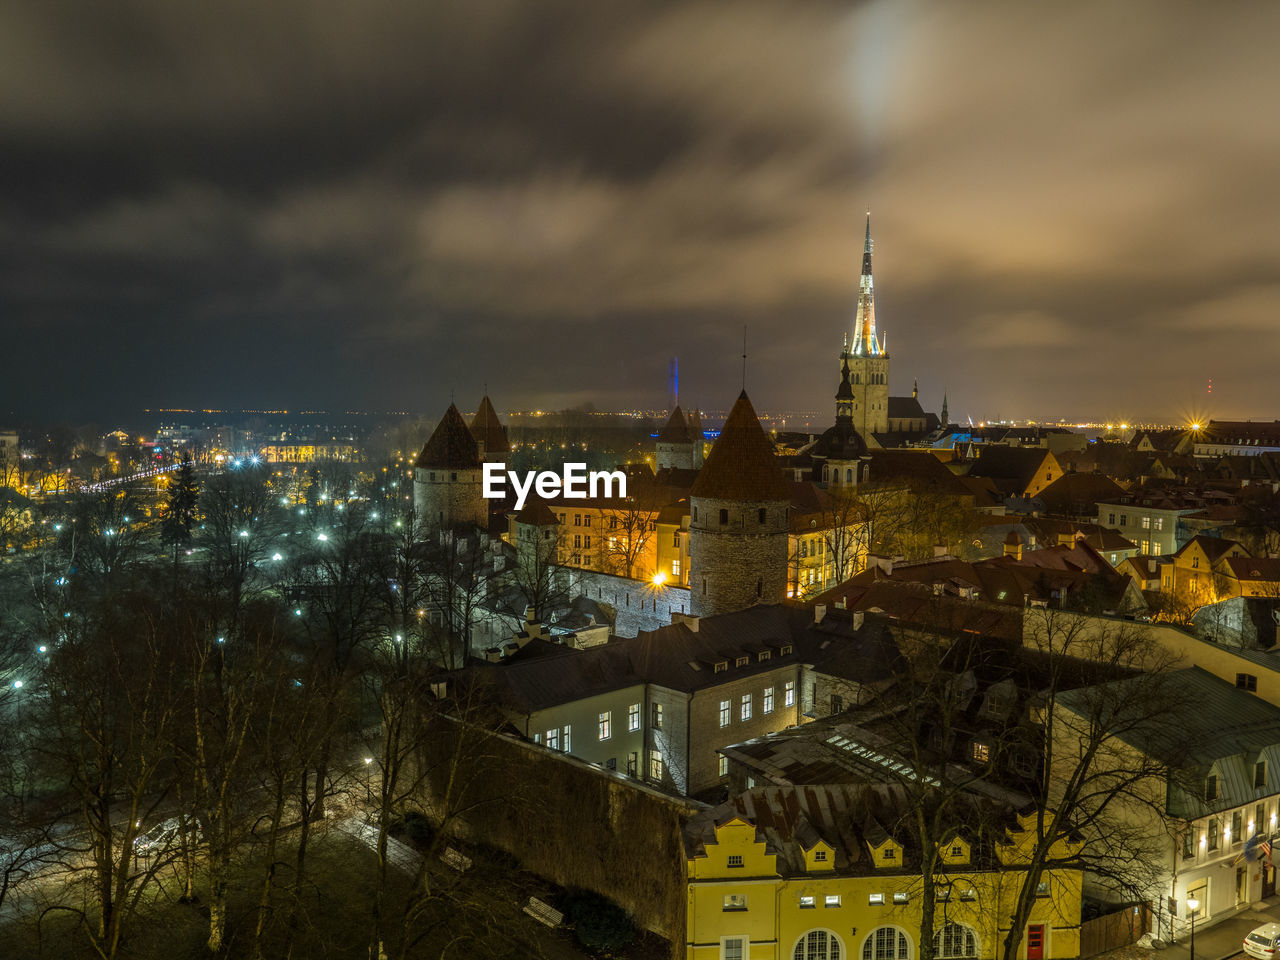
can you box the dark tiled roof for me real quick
[470,395,509,455]
[1035,473,1126,517]
[513,499,558,526]
[690,391,791,502]
[887,396,926,420]
[658,406,692,443]
[867,450,971,497]
[1171,535,1246,564]
[964,446,1050,489]
[1223,557,1280,582]
[415,404,481,469]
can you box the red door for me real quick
[1027,925,1045,960]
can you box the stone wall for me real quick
[688,495,789,617]
[570,568,692,637]
[413,466,486,534]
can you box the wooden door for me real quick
[1027,924,1045,960]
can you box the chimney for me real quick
[672,612,700,632]
[484,647,502,663]
[851,611,864,629]
[814,604,827,624]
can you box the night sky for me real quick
[4,1,1279,425]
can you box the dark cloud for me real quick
[2,0,1278,423]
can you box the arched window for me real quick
[845,468,853,483]
[863,927,910,960]
[794,929,843,960]
[934,923,977,959]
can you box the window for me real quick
[936,889,951,902]
[741,693,752,721]
[1120,515,1127,527]
[718,755,728,777]
[831,694,844,715]
[971,742,990,763]
[1182,829,1194,859]
[653,703,664,729]
[714,661,728,673]
[1153,541,1162,556]
[650,749,663,780]
[814,850,828,862]
[573,534,582,549]
[719,700,731,727]
[583,514,592,527]
[598,711,611,740]
[574,514,581,526]
[583,535,591,548]
[723,894,747,912]
[1206,775,1218,801]
[882,847,896,861]
[785,681,795,707]
[1155,517,1164,531]
[546,727,559,750]
[935,923,977,959]
[1257,761,1267,788]
[959,888,976,902]
[736,655,750,667]
[726,854,744,869]
[781,644,793,655]
[724,938,745,960]
[763,687,775,714]
[626,752,637,776]
[1035,881,1050,898]
[673,559,681,576]
[758,507,767,524]
[532,733,541,744]
[1239,673,1259,692]
[1192,556,1200,568]
[893,892,910,904]
[800,896,816,908]
[719,508,729,525]
[824,894,841,907]
[1209,818,1220,851]
[863,926,909,960]
[757,650,771,662]
[1233,810,1243,845]
[562,725,571,752]
[628,703,640,732]
[1142,516,1150,529]
[1108,513,1116,525]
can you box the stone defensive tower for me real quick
[413,403,487,536]
[655,405,695,470]
[689,391,791,617]
[470,394,510,462]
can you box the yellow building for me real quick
[686,785,1082,960]
[1166,535,1250,607]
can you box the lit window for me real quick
[653,703,664,729]
[935,923,977,959]
[893,892,909,904]
[650,749,663,780]
[562,725,571,752]
[546,728,558,751]
[628,703,640,732]
[825,895,841,907]
[719,700,731,727]
[784,681,795,707]
[741,693,752,721]
[763,687,775,713]
[598,711,611,740]
[724,937,744,960]
[863,926,909,960]
[971,742,990,763]
[736,656,750,667]
[800,895,816,908]
[718,755,728,777]
[1036,881,1050,897]
[723,894,747,912]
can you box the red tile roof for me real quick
[690,391,792,502]
[415,404,481,470]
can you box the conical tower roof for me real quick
[658,405,692,443]
[415,404,481,469]
[470,395,510,455]
[691,391,791,501]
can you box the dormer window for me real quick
[735,656,749,667]
[814,850,828,862]
[757,651,771,662]
[780,644,793,656]
[882,848,896,860]
[1206,774,1218,801]
[714,661,728,673]
[1257,762,1267,788]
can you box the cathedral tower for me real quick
[689,391,791,617]
[846,213,889,438]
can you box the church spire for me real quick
[941,391,949,427]
[851,211,883,357]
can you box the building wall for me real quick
[689,496,790,617]
[570,568,693,637]
[648,685,693,793]
[687,664,805,794]
[1097,503,1190,557]
[413,466,486,534]
[523,685,647,773]
[687,819,1083,960]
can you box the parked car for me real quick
[133,817,201,855]
[1243,923,1280,960]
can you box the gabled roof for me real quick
[658,406,693,444]
[415,404,481,470]
[1172,535,1247,565]
[690,391,791,502]
[887,396,926,420]
[964,446,1053,493]
[1223,557,1280,583]
[1035,473,1126,517]
[470,395,509,455]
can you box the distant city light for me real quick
[272,553,282,561]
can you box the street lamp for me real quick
[1186,896,1200,960]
